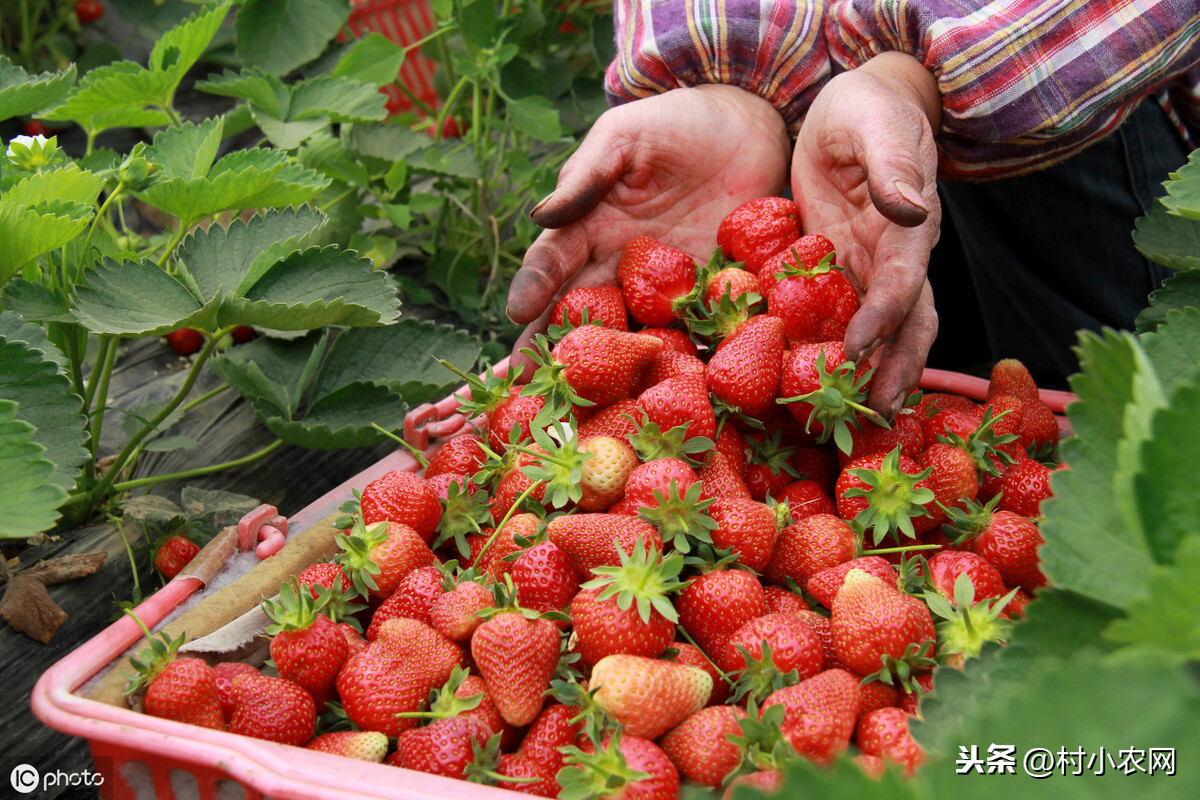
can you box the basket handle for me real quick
[403,356,512,450]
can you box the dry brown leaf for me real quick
[1,574,68,644]
[23,552,108,586]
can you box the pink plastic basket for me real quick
[346,0,440,112]
[31,363,1076,799]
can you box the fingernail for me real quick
[851,338,883,362]
[893,180,929,214]
[529,191,556,219]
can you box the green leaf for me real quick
[1111,339,1165,554]
[1158,150,1200,220]
[459,0,500,53]
[70,259,212,336]
[208,331,329,420]
[289,75,388,123]
[216,246,400,330]
[332,32,406,88]
[143,435,200,453]
[263,381,408,450]
[236,0,351,77]
[144,117,224,180]
[2,163,106,208]
[175,206,327,301]
[0,313,88,491]
[0,400,68,540]
[253,114,328,151]
[1040,330,1155,609]
[0,279,73,323]
[148,0,234,86]
[1105,533,1200,662]
[343,122,431,161]
[0,200,93,287]
[1137,271,1200,334]
[0,57,77,121]
[1132,200,1200,270]
[507,95,563,142]
[1132,371,1200,564]
[194,68,286,117]
[313,321,481,402]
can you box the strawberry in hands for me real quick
[717,196,802,275]
[617,235,700,327]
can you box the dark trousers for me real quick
[927,97,1190,389]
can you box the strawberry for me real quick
[778,341,877,453]
[546,513,662,578]
[475,512,539,581]
[670,640,731,706]
[835,448,937,544]
[638,374,717,442]
[212,662,259,723]
[716,196,801,275]
[764,512,857,587]
[263,582,349,706]
[165,327,204,355]
[490,456,548,524]
[761,667,861,765]
[704,265,762,310]
[306,730,389,762]
[571,540,685,665]
[660,705,747,787]
[512,540,581,618]
[617,235,698,326]
[395,715,492,779]
[559,733,680,800]
[142,656,224,730]
[471,611,562,726]
[830,569,936,681]
[425,432,488,481]
[577,397,646,441]
[575,433,638,511]
[228,673,316,746]
[675,557,767,666]
[497,752,561,797]
[154,534,199,579]
[723,770,784,797]
[839,408,926,466]
[1015,396,1060,453]
[998,456,1054,518]
[366,564,445,638]
[589,654,712,739]
[336,650,444,736]
[698,450,753,502]
[429,579,495,642]
[359,470,442,542]
[640,348,708,392]
[923,406,983,445]
[638,326,700,357]
[713,423,748,472]
[766,255,860,346]
[987,358,1040,401]
[294,561,351,598]
[518,703,583,772]
[805,556,897,610]
[742,430,799,500]
[945,498,1046,591]
[897,671,935,716]
[757,233,837,295]
[926,550,1007,602]
[551,285,629,333]
[858,680,900,717]
[623,456,697,508]
[369,617,468,675]
[527,326,663,417]
[489,387,547,452]
[706,497,786,573]
[916,441,980,527]
[725,613,824,694]
[763,585,809,615]
[795,610,849,670]
[855,706,925,776]
[706,314,785,418]
[772,479,836,521]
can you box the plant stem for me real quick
[88,334,120,461]
[111,439,285,492]
[156,223,188,270]
[82,335,114,414]
[320,186,357,214]
[180,383,230,414]
[368,423,429,468]
[81,187,124,256]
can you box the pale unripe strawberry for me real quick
[577,433,638,511]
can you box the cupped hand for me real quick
[791,52,942,418]
[506,84,791,374]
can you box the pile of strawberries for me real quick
[128,196,1063,798]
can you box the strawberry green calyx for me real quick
[938,407,1018,476]
[520,420,592,509]
[551,678,619,744]
[843,448,936,544]
[778,351,886,454]
[726,701,797,779]
[336,516,388,598]
[394,666,483,721]
[686,286,766,344]
[772,249,839,282]
[263,580,325,635]
[628,420,713,465]
[745,430,798,481]
[123,619,186,695]
[729,642,800,707]
[437,359,519,419]
[581,538,689,624]
[431,480,490,558]
[940,494,1002,545]
[637,481,718,554]
[465,733,539,786]
[926,573,1018,662]
[863,641,939,693]
[519,336,595,427]
[547,306,600,343]
[558,731,651,800]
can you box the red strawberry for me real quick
[359,470,442,542]
[757,233,837,295]
[707,497,785,573]
[336,651,445,736]
[589,654,712,740]
[767,256,860,346]
[545,325,664,409]
[370,618,467,676]
[778,341,875,451]
[987,358,1040,401]
[488,387,546,452]
[623,457,697,510]
[713,423,748,472]
[519,703,583,770]
[154,534,200,578]
[425,433,488,480]
[772,479,836,521]
[471,611,562,726]
[638,374,717,442]
[617,235,699,326]
[723,770,784,797]
[795,610,849,670]
[671,640,730,706]
[1015,397,1060,453]
[264,582,349,706]
[926,550,1008,602]
[725,612,824,682]
[916,441,980,526]
[675,562,767,666]
[897,671,935,716]
[830,569,936,679]
[475,512,539,581]
[497,752,561,797]
[142,657,224,730]
[704,265,762,309]
[742,430,799,501]
[998,457,1054,518]
[228,673,316,746]
[551,285,630,332]
[577,398,646,441]
[761,668,861,765]
[839,409,926,466]
[858,680,900,717]
[429,580,494,642]
[366,564,445,638]
[764,512,857,588]
[716,196,801,275]
[947,499,1046,591]
[212,662,259,723]
[490,457,548,524]
[640,348,707,391]
[763,585,810,615]
[294,561,351,598]
[835,449,937,544]
[639,326,700,357]
[546,513,662,578]
[165,327,204,355]
[395,715,491,779]
[512,539,580,618]
[661,705,747,787]
[306,730,389,762]
[806,556,896,609]
[698,450,753,502]
[559,733,680,800]
[706,314,785,418]
[856,706,926,776]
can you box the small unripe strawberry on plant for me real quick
[306,730,389,762]
[154,534,199,579]
[617,235,699,326]
[661,705,747,787]
[164,327,204,355]
[358,469,442,542]
[228,673,316,746]
[716,196,801,275]
[263,581,349,706]
[830,569,936,683]
[590,654,712,740]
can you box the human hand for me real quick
[506,85,791,374]
[790,52,942,418]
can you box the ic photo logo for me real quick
[10,764,39,794]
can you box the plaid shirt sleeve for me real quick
[826,0,1200,179]
[604,1,832,136]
